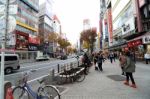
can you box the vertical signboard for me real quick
[99,19,103,49]
[107,8,113,46]
[138,0,146,8]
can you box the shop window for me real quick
[144,7,148,18]
[18,7,21,13]
[5,56,17,61]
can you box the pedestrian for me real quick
[82,52,91,75]
[93,53,98,70]
[144,51,150,64]
[119,52,126,75]
[123,52,137,88]
[97,51,104,71]
[109,52,114,63]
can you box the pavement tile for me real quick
[61,60,150,99]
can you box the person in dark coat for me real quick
[123,52,137,88]
[93,53,98,70]
[97,51,104,71]
[109,52,114,63]
[82,52,91,75]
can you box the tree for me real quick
[80,29,97,53]
[57,37,71,54]
[48,32,58,43]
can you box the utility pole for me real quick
[0,0,9,99]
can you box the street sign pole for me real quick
[0,0,9,99]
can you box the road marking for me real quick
[6,59,78,77]
[21,58,75,69]
[28,74,48,83]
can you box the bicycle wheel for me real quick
[76,72,86,82]
[12,86,29,99]
[38,85,61,99]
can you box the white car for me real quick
[36,55,50,61]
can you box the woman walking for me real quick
[97,51,104,72]
[123,52,137,88]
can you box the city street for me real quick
[5,58,78,86]
[61,60,150,99]
[1,0,150,99]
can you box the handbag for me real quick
[95,63,98,70]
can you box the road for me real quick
[5,58,78,86]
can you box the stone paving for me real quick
[60,60,150,99]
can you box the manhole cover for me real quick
[107,75,126,81]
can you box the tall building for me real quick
[102,0,150,60]
[99,0,107,49]
[53,15,61,34]
[83,19,91,30]
[39,0,54,55]
[0,0,40,59]
[16,0,39,50]
[53,14,61,54]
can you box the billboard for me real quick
[107,8,113,46]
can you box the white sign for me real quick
[0,5,17,14]
[6,33,16,45]
[0,0,16,4]
[0,15,16,33]
[0,5,5,14]
[0,29,5,40]
[0,17,5,30]
[122,17,135,35]
[143,36,150,44]
[8,15,16,33]
[9,5,17,14]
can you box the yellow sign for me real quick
[16,20,38,32]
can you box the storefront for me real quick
[143,35,150,53]
[28,35,40,51]
[127,39,144,60]
[15,30,29,50]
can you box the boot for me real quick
[130,84,137,88]
[124,81,129,86]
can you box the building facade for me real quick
[39,0,54,56]
[100,0,150,60]
[53,14,61,55]
[0,0,40,60]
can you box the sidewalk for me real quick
[60,60,150,99]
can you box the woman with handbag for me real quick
[119,52,126,75]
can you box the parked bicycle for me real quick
[71,66,86,82]
[12,71,61,99]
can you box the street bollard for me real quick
[57,64,60,73]
[4,81,13,99]
[52,69,55,81]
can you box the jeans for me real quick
[98,63,103,71]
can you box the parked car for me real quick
[36,55,50,61]
[0,54,20,74]
[60,55,67,60]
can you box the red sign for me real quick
[128,39,142,47]
[107,8,113,44]
[29,36,40,44]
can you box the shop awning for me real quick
[127,32,150,43]
[108,41,126,50]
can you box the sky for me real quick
[39,0,100,45]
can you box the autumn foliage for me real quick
[80,28,97,52]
